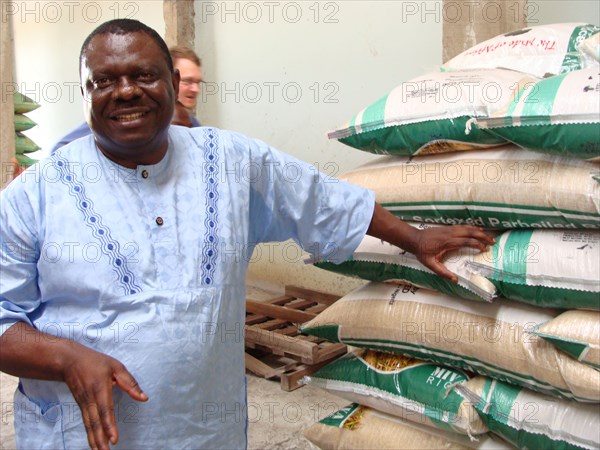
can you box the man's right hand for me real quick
[0,322,148,450]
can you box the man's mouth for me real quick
[114,112,147,122]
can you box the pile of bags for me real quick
[13,91,40,168]
[301,23,600,450]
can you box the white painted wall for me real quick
[195,0,600,174]
[195,0,444,174]
[10,1,164,158]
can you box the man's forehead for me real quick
[86,31,149,55]
[82,31,168,72]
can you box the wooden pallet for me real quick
[245,285,347,391]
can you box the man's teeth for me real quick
[116,112,145,122]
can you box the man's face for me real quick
[80,31,178,168]
[175,57,202,110]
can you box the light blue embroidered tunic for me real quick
[0,126,375,449]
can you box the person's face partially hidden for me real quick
[175,57,202,110]
[81,31,179,168]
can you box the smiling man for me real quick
[49,45,200,155]
[0,19,494,450]
[170,45,203,115]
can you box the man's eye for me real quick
[138,72,155,81]
[94,78,113,89]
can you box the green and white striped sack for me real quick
[473,67,600,161]
[328,69,538,156]
[303,403,510,450]
[533,310,600,370]
[442,23,600,78]
[302,349,486,436]
[314,233,498,302]
[340,145,600,230]
[453,377,600,450]
[300,281,600,402]
[467,229,600,309]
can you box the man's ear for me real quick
[172,69,180,98]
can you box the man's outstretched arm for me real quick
[367,203,495,282]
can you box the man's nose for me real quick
[114,77,142,100]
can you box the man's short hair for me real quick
[79,19,174,74]
[169,46,202,67]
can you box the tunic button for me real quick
[156,217,164,226]
[141,170,149,179]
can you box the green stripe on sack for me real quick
[534,334,599,368]
[560,25,600,73]
[501,230,533,284]
[520,74,565,123]
[319,403,362,428]
[314,355,467,418]
[478,379,519,426]
[300,324,340,342]
[383,201,600,229]
[476,380,583,450]
[339,117,502,155]
[334,338,580,401]
[315,260,486,302]
[360,94,388,128]
[489,280,600,310]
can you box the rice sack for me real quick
[301,282,600,402]
[467,229,600,309]
[303,403,509,450]
[533,310,600,370]
[442,23,600,78]
[303,349,486,436]
[314,233,498,302]
[339,146,600,230]
[328,69,537,156]
[474,67,600,161]
[453,377,600,450]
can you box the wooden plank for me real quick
[246,300,316,323]
[316,343,347,361]
[245,325,317,361]
[285,285,341,306]
[245,352,281,379]
[244,286,348,389]
[279,355,340,391]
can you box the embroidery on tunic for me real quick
[202,128,219,285]
[52,156,142,295]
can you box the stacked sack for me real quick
[301,23,600,450]
[13,91,40,169]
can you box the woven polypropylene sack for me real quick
[442,23,600,78]
[339,145,600,230]
[314,233,498,302]
[453,377,600,450]
[467,229,600,309]
[303,349,486,436]
[328,69,538,156]
[303,403,502,450]
[534,310,600,370]
[301,281,600,402]
[474,67,600,161]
